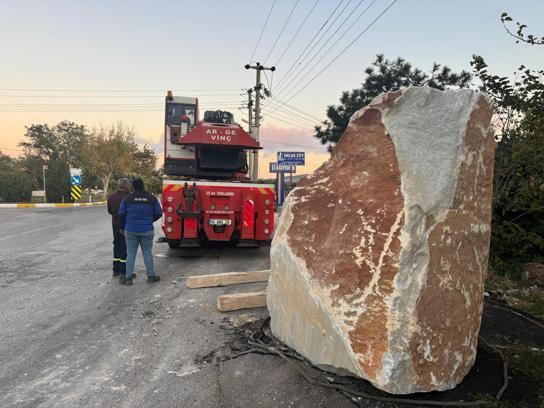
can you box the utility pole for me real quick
[245,62,275,182]
[247,88,254,178]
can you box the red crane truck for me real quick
[161,91,275,248]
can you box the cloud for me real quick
[257,124,330,179]
[135,134,163,154]
[259,124,326,154]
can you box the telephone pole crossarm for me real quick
[244,62,276,182]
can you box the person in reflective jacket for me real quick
[107,178,129,278]
[118,178,163,285]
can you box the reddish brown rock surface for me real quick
[267,87,495,394]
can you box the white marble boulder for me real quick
[267,87,495,394]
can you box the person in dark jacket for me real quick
[119,178,162,285]
[107,178,130,277]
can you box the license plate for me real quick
[208,219,231,226]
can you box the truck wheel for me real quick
[167,240,180,249]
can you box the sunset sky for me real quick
[0,0,542,178]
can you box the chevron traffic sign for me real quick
[71,185,82,200]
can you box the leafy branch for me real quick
[500,12,544,45]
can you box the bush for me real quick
[0,171,36,202]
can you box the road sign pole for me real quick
[275,172,285,207]
[42,165,46,203]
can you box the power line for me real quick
[273,0,350,91]
[271,96,322,122]
[263,111,308,129]
[265,111,315,129]
[274,0,320,68]
[0,94,241,98]
[0,102,242,106]
[273,0,367,98]
[271,0,398,110]
[0,104,243,113]
[262,0,301,65]
[0,100,243,105]
[261,138,318,149]
[261,103,314,126]
[273,0,378,102]
[0,88,242,92]
[264,99,318,125]
[249,0,277,62]
[0,103,164,107]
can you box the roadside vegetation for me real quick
[0,121,161,203]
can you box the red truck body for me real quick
[161,92,274,248]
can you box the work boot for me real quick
[147,275,160,284]
[112,271,120,277]
[121,277,133,285]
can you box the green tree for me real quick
[131,144,161,194]
[0,152,36,202]
[19,121,88,201]
[314,55,472,150]
[45,160,71,202]
[20,120,88,165]
[471,13,544,272]
[83,123,136,200]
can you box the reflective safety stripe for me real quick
[113,258,121,261]
[119,259,126,263]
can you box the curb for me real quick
[0,201,106,209]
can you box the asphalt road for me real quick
[0,207,353,408]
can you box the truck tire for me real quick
[167,240,180,249]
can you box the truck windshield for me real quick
[167,103,196,126]
[198,147,247,171]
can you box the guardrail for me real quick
[0,201,106,209]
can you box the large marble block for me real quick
[267,87,495,394]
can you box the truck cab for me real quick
[164,92,199,176]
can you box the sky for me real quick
[0,0,542,178]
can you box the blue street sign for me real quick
[277,151,305,166]
[269,162,296,173]
[71,175,81,185]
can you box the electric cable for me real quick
[272,0,368,98]
[265,112,315,129]
[270,0,399,110]
[273,0,351,91]
[249,0,277,62]
[270,96,322,122]
[0,88,242,92]
[263,99,317,125]
[0,94,241,98]
[260,138,319,149]
[274,0,320,67]
[262,0,300,65]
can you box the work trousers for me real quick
[125,230,155,279]
[112,224,127,274]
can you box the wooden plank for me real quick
[187,270,270,288]
[217,291,267,312]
